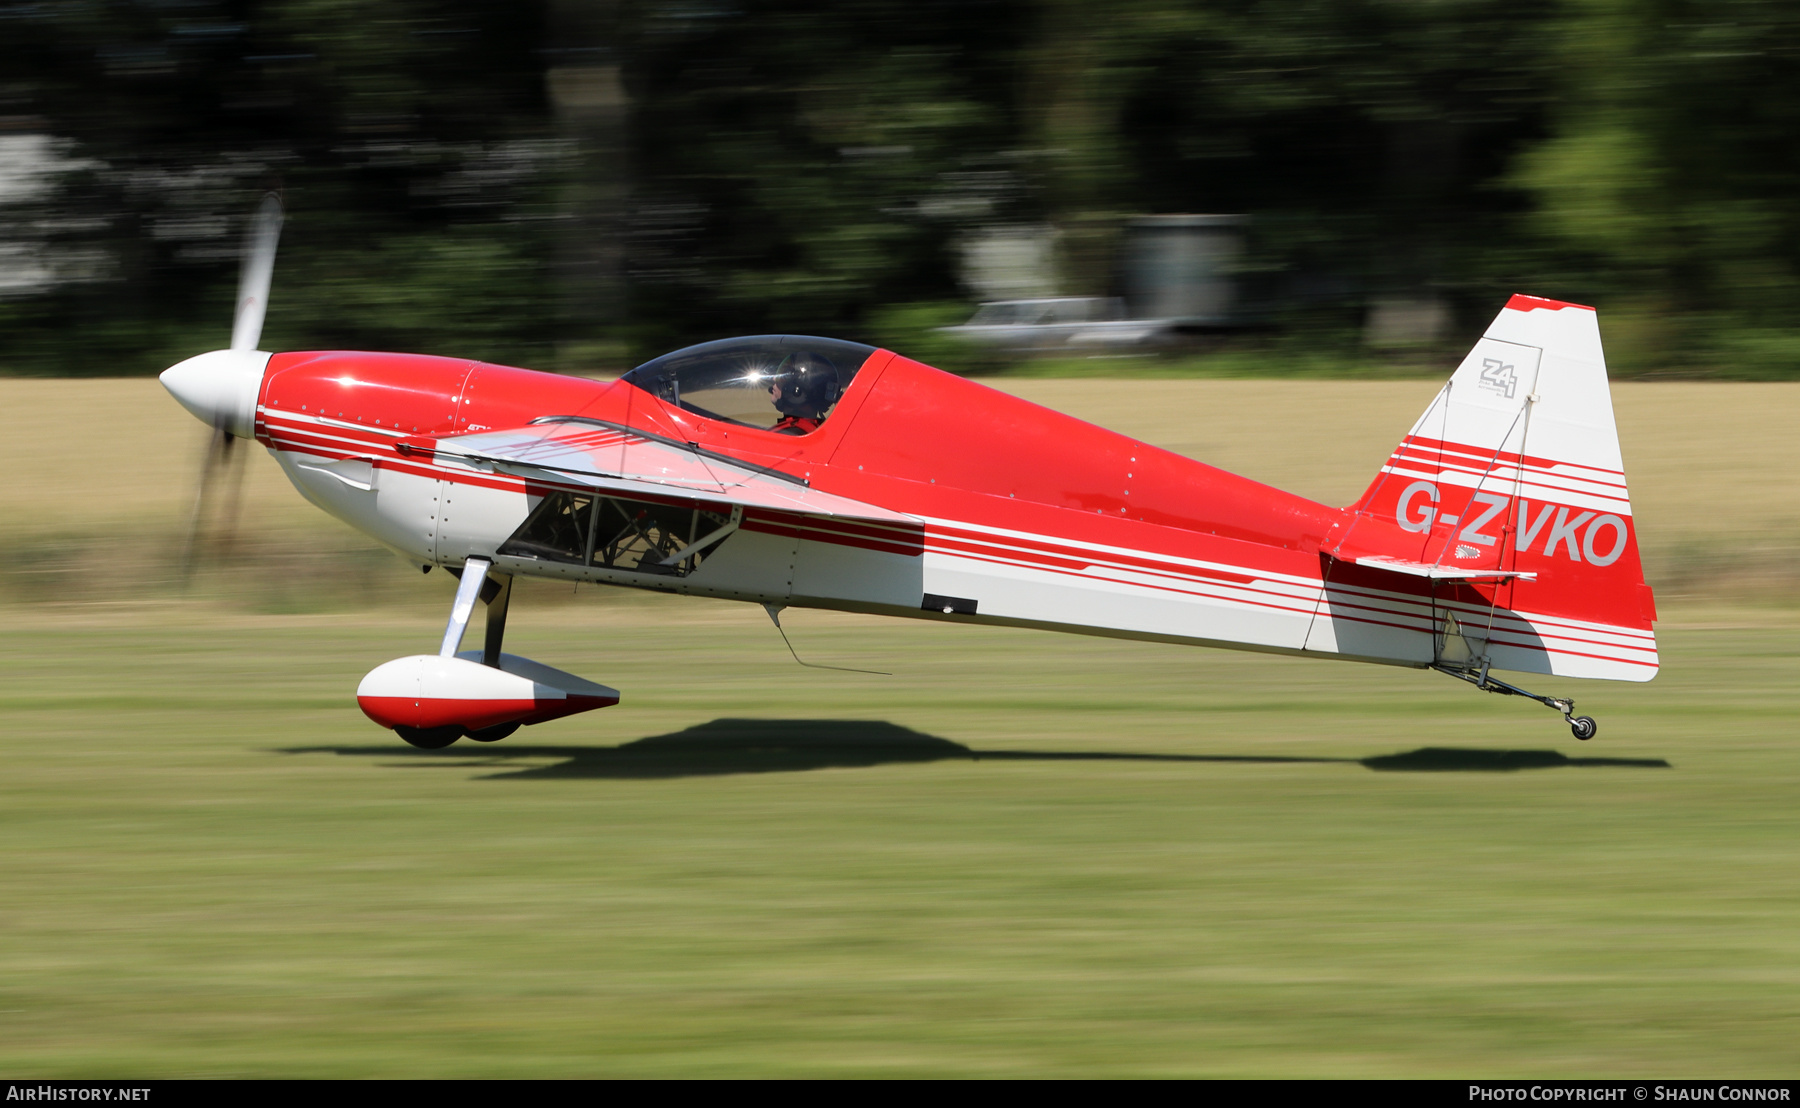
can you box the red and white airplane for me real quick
[162,198,1655,748]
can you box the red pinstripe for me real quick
[1393,434,1628,486]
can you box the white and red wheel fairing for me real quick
[356,652,619,733]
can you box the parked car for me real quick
[936,297,1174,351]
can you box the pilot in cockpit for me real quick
[766,351,840,435]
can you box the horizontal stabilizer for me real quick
[1345,554,1537,581]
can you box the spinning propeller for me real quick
[164,193,284,578]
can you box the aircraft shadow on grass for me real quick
[282,719,1671,780]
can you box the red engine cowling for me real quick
[356,653,619,733]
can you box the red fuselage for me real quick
[248,331,1656,686]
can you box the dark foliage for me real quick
[3,0,1798,376]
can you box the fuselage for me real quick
[254,347,1373,654]
[246,338,1656,682]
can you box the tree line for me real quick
[2,0,1797,376]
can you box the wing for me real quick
[402,416,916,523]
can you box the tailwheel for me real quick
[395,724,463,749]
[1433,661,1599,740]
[465,721,520,743]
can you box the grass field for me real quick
[2,378,1798,1076]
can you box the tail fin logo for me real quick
[1478,358,1519,398]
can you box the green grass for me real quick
[6,375,1797,1075]
[3,594,1798,1076]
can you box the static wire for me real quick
[764,604,891,676]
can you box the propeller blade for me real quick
[179,426,227,582]
[214,430,247,560]
[177,424,247,582]
[228,193,284,352]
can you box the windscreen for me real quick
[620,336,878,433]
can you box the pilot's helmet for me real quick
[770,351,840,418]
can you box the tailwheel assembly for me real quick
[1433,660,1598,740]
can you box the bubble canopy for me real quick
[619,336,878,433]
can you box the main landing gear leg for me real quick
[441,557,494,659]
[1432,661,1598,741]
[391,559,497,748]
[442,558,521,744]
[393,559,521,748]
[365,559,616,750]
[482,572,512,669]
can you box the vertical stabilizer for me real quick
[1323,295,1657,682]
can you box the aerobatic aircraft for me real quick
[161,197,1656,748]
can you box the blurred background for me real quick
[5,0,1799,613]
[4,0,1800,378]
